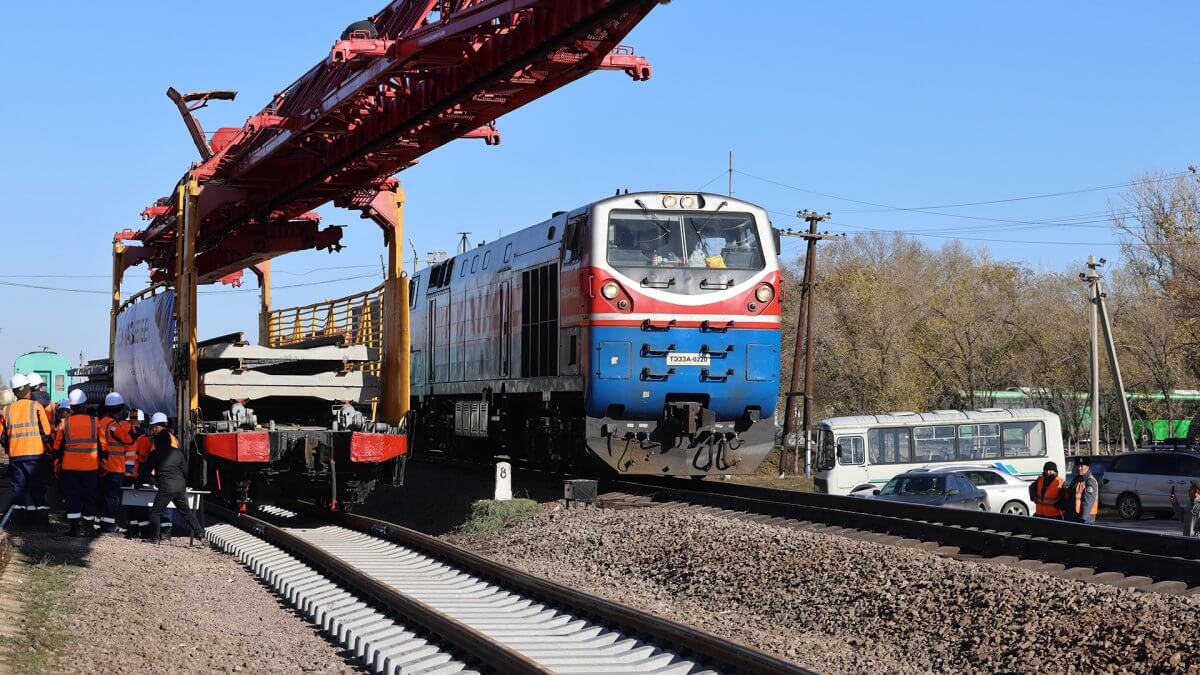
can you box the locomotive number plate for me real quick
[666,352,710,367]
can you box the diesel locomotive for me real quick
[408,191,782,475]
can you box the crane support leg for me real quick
[250,261,272,346]
[175,179,202,441]
[365,186,410,426]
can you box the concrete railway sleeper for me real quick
[208,502,803,674]
[608,478,1200,593]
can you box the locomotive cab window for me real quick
[607,210,764,270]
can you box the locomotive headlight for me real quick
[661,194,678,208]
[755,283,775,303]
[679,195,696,209]
[601,281,621,300]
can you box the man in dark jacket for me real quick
[1066,456,1100,524]
[137,413,205,543]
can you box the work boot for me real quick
[67,520,80,538]
[162,527,173,541]
[35,510,50,532]
[125,524,140,539]
[7,510,24,532]
[99,523,117,534]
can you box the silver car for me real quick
[1099,451,1200,520]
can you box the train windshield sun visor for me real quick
[606,210,765,270]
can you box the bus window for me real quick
[836,436,864,465]
[1002,421,1046,458]
[957,424,1001,460]
[868,427,911,464]
[818,430,836,471]
[913,425,956,462]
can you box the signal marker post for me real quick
[494,462,512,501]
[780,212,844,478]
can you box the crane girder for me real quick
[136,0,658,281]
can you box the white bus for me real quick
[812,408,1064,496]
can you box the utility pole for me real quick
[408,239,419,276]
[1081,256,1136,453]
[728,150,734,197]
[779,211,843,477]
[457,232,471,255]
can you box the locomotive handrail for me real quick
[699,278,734,290]
[700,368,735,382]
[700,344,734,358]
[641,318,676,331]
[700,319,735,332]
[640,276,676,289]
[639,343,676,357]
[640,367,676,381]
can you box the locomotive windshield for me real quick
[607,211,765,270]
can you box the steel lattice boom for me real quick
[137,0,658,283]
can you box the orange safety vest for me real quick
[132,434,153,476]
[1031,475,1065,517]
[100,418,136,475]
[57,414,102,471]
[5,399,50,458]
[1074,475,1099,516]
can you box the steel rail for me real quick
[208,502,548,674]
[279,498,806,674]
[609,477,1200,588]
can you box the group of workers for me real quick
[0,373,204,542]
[1030,457,1200,536]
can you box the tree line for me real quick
[780,168,1200,447]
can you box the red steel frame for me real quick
[135,0,658,283]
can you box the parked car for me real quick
[863,471,988,511]
[1099,451,1200,520]
[1065,454,1115,482]
[910,464,1035,516]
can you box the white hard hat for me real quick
[68,389,88,406]
[150,412,169,426]
[8,374,28,390]
[26,373,44,387]
[133,409,145,422]
[0,390,14,407]
[104,392,125,407]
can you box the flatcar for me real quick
[408,191,781,475]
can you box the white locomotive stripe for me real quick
[589,312,781,324]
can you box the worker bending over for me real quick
[2,374,53,530]
[54,389,104,537]
[139,413,204,543]
[98,392,137,534]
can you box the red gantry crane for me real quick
[108,0,659,507]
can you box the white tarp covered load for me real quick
[114,290,176,414]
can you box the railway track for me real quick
[205,500,802,674]
[606,477,1200,594]
[401,455,1200,594]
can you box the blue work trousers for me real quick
[8,457,49,512]
[60,470,98,523]
[98,473,123,528]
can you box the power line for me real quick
[737,169,1194,229]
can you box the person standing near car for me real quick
[1066,457,1099,524]
[1029,460,1065,519]
[1169,480,1200,537]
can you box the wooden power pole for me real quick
[780,211,842,477]
[1081,256,1136,452]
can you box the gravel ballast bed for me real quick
[449,505,1200,673]
[14,533,352,673]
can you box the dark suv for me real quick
[1099,451,1200,519]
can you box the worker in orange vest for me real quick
[1066,457,1100,524]
[126,410,154,538]
[98,393,137,535]
[1028,461,1065,519]
[53,389,106,537]
[2,374,53,530]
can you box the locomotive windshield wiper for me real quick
[634,199,672,236]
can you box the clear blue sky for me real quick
[0,1,1196,375]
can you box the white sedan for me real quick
[914,464,1036,516]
